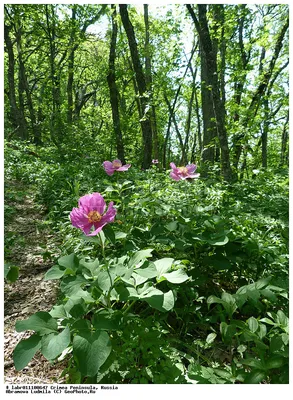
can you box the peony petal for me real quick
[170,162,177,170]
[82,222,95,235]
[86,223,107,236]
[78,194,92,213]
[186,164,196,174]
[87,193,106,214]
[187,173,200,179]
[117,164,131,171]
[105,168,115,176]
[170,171,181,181]
[70,207,89,228]
[103,161,113,168]
[100,201,116,225]
[103,161,115,175]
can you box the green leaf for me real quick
[241,358,265,370]
[247,317,259,333]
[4,263,10,278]
[281,333,289,345]
[144,290,175,312]
[44,265,65,280]
[154,258,174,277]
[73,331,112,377]
[258,323,267,339]
[165,221,178,232]
[58,253,79,270]
[128,249,153,267]
[60,275,87,296]
[115,231,127,240]
[259,317,275,325]
[103,224,116,244]
[95,270,116,293]
[206,236,229,246]
[13,334,42,371]
[71,319,91,334]
[207,295,224,309]
[220,322,237,343]
[79,258,100,278]
[6,265,19,282]
[276,310,288,327]
[266,356,285,370]
[134,261,158,279]
[64,297,86,317]
[49,305,67,319]
[41,326,71,360]
[255,277,271,289]
[132,273,149,286]
[161,269,189,284]
[206,333,217,344]
[15,312,58,335]
[93,310,122,331]
[244,370,266,384]
[116,285,139,301]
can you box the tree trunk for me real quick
[15,21,41,144]
[164,93,187,164]
[4,23,27,140]
[45,4,63,151]
[183,72,196,164]
[187,4,234,181]
[107,5,125,164]
[119,4,153,169]
[280,112,289,166]
[262,98,269,168]
[67,6,76,125]
[144,4,159,161]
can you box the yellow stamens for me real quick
[88,210,102,223]
[112,161,122,168]
[178,166,188,174]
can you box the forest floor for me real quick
[4,180,66,384]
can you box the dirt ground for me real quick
[4,181,66,384]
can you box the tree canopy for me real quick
[4,4,289,178]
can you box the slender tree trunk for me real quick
[144,4,159,161]
[280,112,289,166]
[67,6,76,125]
[187,4,234,181]
[45,4,63,151]
[119,4,153,169]
[15,22,41,144]
[164,93,187,163]
[183,72,196,164]
[4,23,27,139]
[107,5,125,164]
[262,98,269,168]
[200,42,217,167]
[191,89,202,163]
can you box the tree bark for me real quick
[144,4,159,161]
[67,6,76,125]
[187,4,234,181]
[4,22,27,140]
[164,93,187,163]
[280,112,289,166]
[107,5,125,164]
[120,4,153,169]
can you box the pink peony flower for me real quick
[70,193,116,236]
[103,159,131,176]
[170,162,200,181]
[152,159,159,164]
